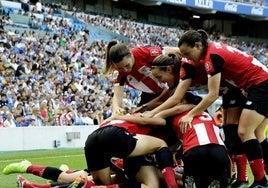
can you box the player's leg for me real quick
[256,119,268,175]
[91,156,162,188]
[222,88,249,188]
[239,80,268,188]
[17,175,72,188]
[239,109,267,187]
[129,134,178,188]
[3,160,91,183]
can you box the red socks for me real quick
[84,179,96,188]
[27,165,46,177]
[230,154,237,178]
[24,182,51,188]
[162,167,179,188]
[236,154,248,182]
[249,158,266,181]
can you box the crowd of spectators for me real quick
[0,1,267,127]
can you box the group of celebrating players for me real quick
[2,29,268,188]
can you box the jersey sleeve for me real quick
[180,63,196,80]
[204,54,225,76]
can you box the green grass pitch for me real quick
[0,148,254,188]
[0,148,86,188]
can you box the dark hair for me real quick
[103,40,131,75]
[184,92,202,105]
[151,53,181,73]
[178,29,209,48]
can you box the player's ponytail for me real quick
[178,29,209,48]
[151,54,181,73]
[103,40,118,75]
[197,29,209,47]
[103,40,131,75]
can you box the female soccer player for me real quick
[144,52,209,118]
[149,53,249,187]
[84,113,180,188]
[104,40,181,115]
[177,29,268,188]
[160,92,230,188]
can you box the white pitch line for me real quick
[0,154,84,163]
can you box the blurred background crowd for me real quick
[0,0,267,127]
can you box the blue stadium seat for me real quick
[3,7,11,15]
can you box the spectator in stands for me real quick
[63,104,74,126]
[0,93,8,108]
[1,106,9,121]
[28,118,36,127]
[39,99,49,125]
[14,102,26,118]
[73,108,84,126]
[30,107,44,126]
[20,0,29,12]
[35,0,43,13]
[55,104,65,126]
[103,103,112,120]
[4,111,16,128]
[47,100,55,125]
[81,109,94,125]
[0,115,5,127]
[14,115,30,127]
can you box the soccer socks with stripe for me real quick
[155,147,178,188]
[27,165,62,182]
[235,154,248,182]
[243,139,266,181]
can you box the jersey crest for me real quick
[150,49,160,56]
[204,61,214,73]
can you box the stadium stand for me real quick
[0,0,267,127]
[9,13,30,27]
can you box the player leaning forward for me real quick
[177,29,268,188]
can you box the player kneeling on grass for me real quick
[3,157,183,188]
[83,112,179,188]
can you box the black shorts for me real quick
[245,80,268,117]
[222,87,246,109]
[84,126,137,171]
[183,144,230,187]
[138,92,160,106]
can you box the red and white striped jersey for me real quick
[55,114,64,126]
[173,111,225,153]
[64,112,73,126]
[114,46,164,94]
